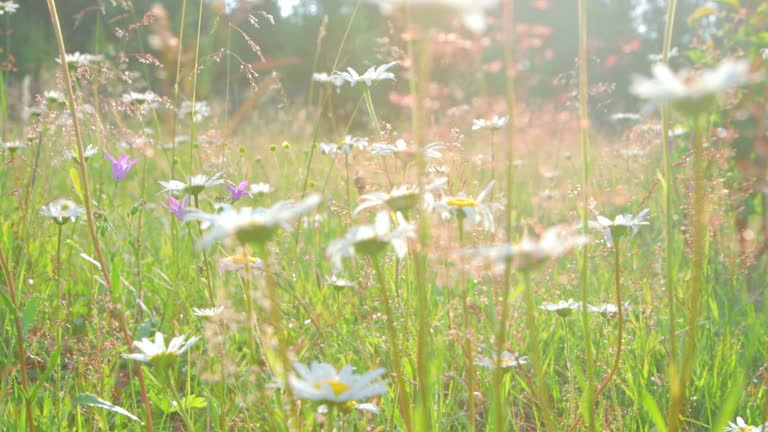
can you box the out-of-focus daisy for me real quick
[431,180,495,232]
[589,209,649,247]
[318,401,380,415]
[40,198,85,225]
[372,0,500,33]
[43,90,67,105]
[0,1,19,15]
[226,180,252,202]
[588,302,631,320]
[312,72,347,88]
[218,253,264,273]
[288,362,388,404]
[103,150,139,181]
[475,351,528,370]
[327,211,414,270]
[193,306,225,319]
[64,144,98,163]
[724,417,764,432]
[158,173,225,197]
[334,62,398,87]
[178,100,211,123]
[162,195,189,221]
[472,115,509,131]
[303,213,324,229]
[353,179,446,215]
[465,225,589,273]
[249,182,274,196]
[630,58,763,114]
[121,90,161,112]
[122,332,201,369]
[192,194,322,247]
[320,135,369,156]
[370,139,444,162]
[56,52,104,67]
[539,299,582,318]
[325,274,355,291]
[2,140,26,154]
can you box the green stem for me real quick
[594,240,624,399]
[188,0,205,174]
[457,218,477,431]
[372,255,412,431]
[522,271,556,431]
[170,0,188,179]
[193,194,215,301]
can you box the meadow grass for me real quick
[1,1,767,431]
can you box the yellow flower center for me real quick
[226,254,257,265]
[446,197,477,208]
[315,379,351,396]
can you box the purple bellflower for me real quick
[104,150,139,181]
[162,194,189,221]
[225,180,252,203]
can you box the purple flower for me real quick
[225,180,252,203]
[162,194,189,221]
[104,150,139,181]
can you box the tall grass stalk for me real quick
[594,239,625,399]
[577,0,596,429]
[457,218,477,431]
[45,1,153,430]
[0,247,35,431]
[171,0,189,179]
[496,0,517,429]
[188,0,205,174]
[659,0,680,428]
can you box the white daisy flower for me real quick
[353,179,446,215]
[178,100,211,123]
[475,351,528,370]
[2,140,26,153]
[218,254,264,273]
[249,182,274,196]
[43,90,67,105]
[288,361,388,404]
[158,172,225,197]
[56,52,104,67]
[0,1,19,15]
[64,144,98,163]
[121,90,161,112]
[431,180,496,232]
[472,115,509,131]
[587,302,631,320]
[589,209,649,247]
[193,306,225,318]
[630,58,763,114]
[327,211,415,270]
[312,72,347,88]
[191,194,322,247]
[724,417,764,432]
[317,401,380,415]
[122,332,200,368]
[370,139,444,160]
[40,198,85,225]
[325,275,355,290]
[539,298,582,318]
[334,62,398,87]
[464,225,589,273]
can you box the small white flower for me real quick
[178,101,211,123]
[325,275,355,290]
[327,211,415,270]
[0,1,19,15]
[43,90,67,105]
[121,91,161,112]
[540,298,582,318]
[122,332,200,367]
[2,140,26,153]
[432,180,496,232]
[724,417,764,432]
[193,306,225,318]
[630,59,763,114]
[475,351,528,370]
[289,362,388,404]
[249,182,274,195]
[334,62,398,87]
[158,172,225,197]
[472,115,509,131]
[40,198,85,225]
[353,179,446,215]
[464,225,589,273]
[312,72,347,88]
[589,209,649,247]
[191,194,322,247]
[610,112,641,122]
[64,144,98,163]
[218,254,264,273]
[56,52,104,67]
[587,302,631,320]
[370,139,444,160]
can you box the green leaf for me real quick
[29,344,62,400]
[69,168,83,201]
[21,296,40,337]
[640,390,667,432]
[179,394,208,410]
[688,6,718,24]
[0,290,16,315]
[710,375,745,431]
[73,394,143,424]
